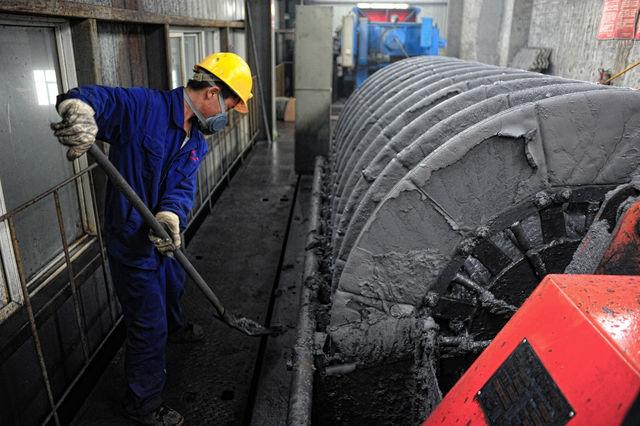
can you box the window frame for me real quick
[169,27,222,89]
[0,14,96,318]
[0,178,21,320]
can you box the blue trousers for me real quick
[108,254,187,415]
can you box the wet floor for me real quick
[72,122,310,425]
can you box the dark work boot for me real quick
[124,404,184,426]
[168,322,204,343]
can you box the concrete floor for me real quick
[72,122,310,425]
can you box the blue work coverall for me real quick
[58,86,208,414]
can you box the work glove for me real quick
[50,98,98,161]
[149,211,181,254]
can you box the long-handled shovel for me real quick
[88,144,281,336]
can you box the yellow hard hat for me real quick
[194,52,253,113]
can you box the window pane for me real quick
[0,24,84,280]
[170,36,182,89]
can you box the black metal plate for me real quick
[477,339,574,425]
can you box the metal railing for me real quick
[0,164,113,425]
[188,82,261,225]
[0,81,261,425]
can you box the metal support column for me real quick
[145,23,170,89]
[247,0,276,142]
[70,18,102,86]
[446,0,464,57]
[294,5,333,174]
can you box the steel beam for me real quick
[248,0,276,144]
[0,0,245,28]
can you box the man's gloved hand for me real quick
[50,99,98,161]
[149,211,181,254]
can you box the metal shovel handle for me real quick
[87,144,272,336]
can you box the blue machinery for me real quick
[337,7,446,87]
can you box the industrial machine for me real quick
[336,6,446,88]
[294,56,640,424]
[423,179,640,424]
[423,275,640,425]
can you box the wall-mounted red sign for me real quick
[597,0,640,39]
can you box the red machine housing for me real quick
[358,8,417,23]
[424,274,640,425]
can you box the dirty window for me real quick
[0,19,91,314]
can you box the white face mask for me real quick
[184,88,227,135]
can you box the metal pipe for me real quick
[324,362,357,376]
[453,273,517,315]
[287,156,325,426]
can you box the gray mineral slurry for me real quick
[334,81,610,267]
[331,89,640,360]
[71,122,301,425]
[335,61,481,155]
[335,57,459,139]
[329,73,553,240]
[331,67,522,205]
[334,63,491,169]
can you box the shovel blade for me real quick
[227,315,285,336]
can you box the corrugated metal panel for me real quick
[64,0,113,5]
[231,30,247,60]
[142,0,244,21]
[528,0,640,88]
[97,22,149,87]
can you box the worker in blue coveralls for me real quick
[50,52,253,426]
